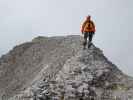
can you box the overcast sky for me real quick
[0,0,133,76]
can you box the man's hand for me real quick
[81,29,84,34]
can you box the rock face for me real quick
[0,35,133,100]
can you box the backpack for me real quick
[84,21,94,30]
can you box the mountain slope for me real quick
[0,35,133,100]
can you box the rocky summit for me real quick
[0,35,133,100]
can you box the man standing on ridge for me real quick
[81,15,96,49]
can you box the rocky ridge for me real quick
[0,35,133,100]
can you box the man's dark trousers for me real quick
[83,32,94,48]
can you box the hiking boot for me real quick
[88,42,92,48]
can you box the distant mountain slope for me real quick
[0,35,133,100]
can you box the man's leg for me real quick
[88,32,94,48]
[83,32,88,49]
[89,32,94,43]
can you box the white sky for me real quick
[0,0,133,76]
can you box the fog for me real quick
[0,0,133,76]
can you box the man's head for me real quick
[86,15,91,21]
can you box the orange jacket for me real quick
[81,20,96,33]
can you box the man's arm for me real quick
[81,21,87,34]
[92,21,96,32]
